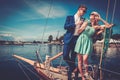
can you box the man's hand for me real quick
[75,20,84,26]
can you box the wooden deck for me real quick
[13,54,95,80]
[13,55,68,80]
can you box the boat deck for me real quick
[13,55,95,80]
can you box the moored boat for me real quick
[13,52,95,80]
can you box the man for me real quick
[63,5,87,80]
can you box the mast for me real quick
[56,30,59,40]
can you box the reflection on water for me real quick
[0,44,120,80]
[0,44,63,61]
[0,44,120,65]
[0,44,120,66]
[0,44,119,61]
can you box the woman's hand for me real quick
[106,23,114,28]
[95,14,101,21]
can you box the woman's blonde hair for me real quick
[91,11,100,16]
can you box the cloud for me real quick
[11,0,67,23]
[0,33,15,41]
[37,5,67,18]
[24,0,67,18]
[0,32,25,41]
[0,26,24,41]
[0,33,12,37]
[0,25,27,36]
[14,10,41,22]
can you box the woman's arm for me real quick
[99,18,114,28]
[95,14,114,28]
[77,21,88,34]
[93,25,105,35]
[100,18,109,25]
[96,29,104,35]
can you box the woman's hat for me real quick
[91,11,100,16]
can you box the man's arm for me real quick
[64,16,76,30]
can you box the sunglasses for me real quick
[80,8,86,13]
[90,14,95,15]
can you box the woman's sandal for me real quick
[81,76,86,80]
[84,72,94,80]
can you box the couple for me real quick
[63,5,113,80]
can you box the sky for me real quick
[0,0,120,41]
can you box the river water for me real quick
[0,44,120,80]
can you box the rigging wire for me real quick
[109,0,117,49]
[99,0,117,67]
[108,0,117,45]
[105,0,110,21]
[109,0,119,52]
[99,0,110,79]
[111,0,117,23]
[16,59,41,79]
[37,0,53,63]
[99,0,117,80]
[12,0,119,80]
[101,67,120,76]
[40,0,53,44]
[12,0,54,78]
[99,0,110,69]
[18,62,32,80]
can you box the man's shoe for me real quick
[74,71,78,80]
[67,68,72,80]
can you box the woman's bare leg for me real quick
[77,54,85,80]
[83,54,89,73]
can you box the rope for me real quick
[108,0,117,42]
[111,0,117,23]
[99,0,117,79]
[60,59,120,77]
[40,0,53,44]
[99,0,117,70]
[36,50,43,65]
[15,54,120,80]
[99,0,110,65]
[99,0,110,80]
[100,67,120,76]
[99,0,110,69]
[37,0,53,64]
[107,0,117,52]
[44,55,54,79]
[18,63,32,80]
[105,0,110,21]
[108,0,117,53]
[16,59,41,79]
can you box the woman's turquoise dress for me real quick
[74,26,95,55]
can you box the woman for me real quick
[74,11,113,80]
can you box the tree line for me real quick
[48,33,120,43]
